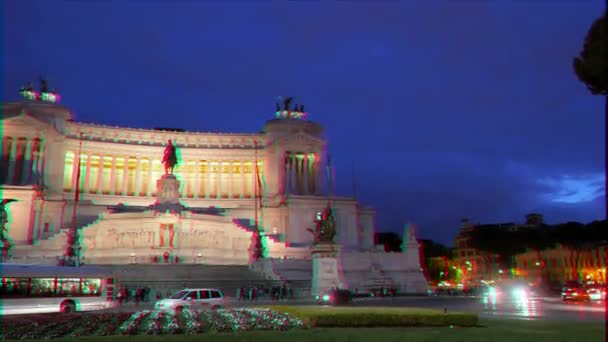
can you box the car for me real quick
[155,288,225,312]
[586,288,606,301]
[562,286,589,302]
[315,288,353,306]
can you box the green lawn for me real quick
[29,320,604,342]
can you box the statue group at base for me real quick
[308,203,345,297]
[307,203,337,245]
[0,199,17,262]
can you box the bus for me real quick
[0,263,119,315]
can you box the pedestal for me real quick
[311,242,345,297]
[157,174,181,204]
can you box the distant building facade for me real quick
[452,214,546,282]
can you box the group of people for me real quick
[236,284,295,301]
[117,287,153,304]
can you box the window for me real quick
[81,279,101,296]
[0,277,30,298]
[210,290,222,298]
[198,290,209,299]
[29,278,55,297]
[185,291,197,300]
[170,290,188,299]
[57,278,80,296]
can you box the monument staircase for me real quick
[97,264,290,298]
[249,257,313,296]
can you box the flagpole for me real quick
[326,154,332,207]
[254,140,259,232]
[70,132,84,266]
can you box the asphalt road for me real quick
[353,295,606,322]
[114,295,606,322]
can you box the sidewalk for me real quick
[113,297,314,312]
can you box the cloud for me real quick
[537,173,605,204]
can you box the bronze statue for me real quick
[162,139,178,174]
[307,204,337,244]
[0,199,17,246]
[40,78,48,93]
[283,97,293,111]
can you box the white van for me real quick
[155,288,225,312]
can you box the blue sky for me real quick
[2,1,605,245]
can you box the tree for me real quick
[375,232,402,252]
[573,11,608,221]
[420,239,453,259]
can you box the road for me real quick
[114,295,606,322]
[353,295,606,322]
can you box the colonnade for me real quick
[63,151,264,199]
[284,152,319,195]
[0,136,45,185]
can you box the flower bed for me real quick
[0,312,133,340]
[0,308,304,339]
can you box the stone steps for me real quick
[98,264,307,298]
[99,264,267,281]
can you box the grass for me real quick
[27,320,604,342]
[268,305,479,327]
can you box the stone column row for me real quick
[67,153,261,199]
[284,152,318,195]
[1,136,44,185]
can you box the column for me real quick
[217,161,223,198]
[31,139,40,182]
[20,139,33,184]
[228,160,234,198]
[122,156,129,195]
[205,160,211,199]
[134,157,142,196]
[109,156,117,195]
[83,155,92,193]
[194,161,201,198]
[295,153,304,195]
[35,139,46,181]
[290,154,297,195]
[311,153,318,195]
[96,155,104,194]
[240,160,246,198]
[71,149,80,192]
[303,154,309,196]
[146,161,153,196]
[283,153,289,194]
[6,137,18,184]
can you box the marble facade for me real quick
[1,99,427,293]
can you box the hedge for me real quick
[269,306,479,328]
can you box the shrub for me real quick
[269,306,479,328]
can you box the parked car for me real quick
[155,288,225,312]
[315,288,353,306]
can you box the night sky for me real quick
[3,1,605,246]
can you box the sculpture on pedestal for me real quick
[0,199,17,261]
[162,139,178,174]
[309,203,344,296]
[307,203,337,244]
